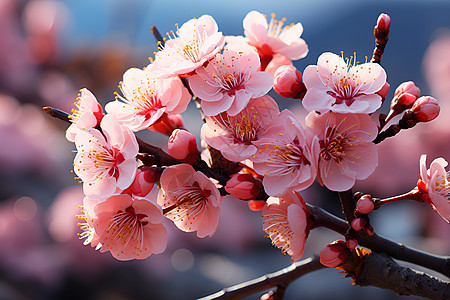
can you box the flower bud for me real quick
[124,166,160,197]
[319,240,350,268]
[410,96,440,122]
[248,200,266,211]
[346,238,358,250]
[273,65,306,99]
[148,114,184,136]
[377,13,391,33]
[351,217,367,231]
[394,81,421,99]
[356,195,374,214]
[168,129,199,162]
[225,174,263,200]
[365,224,375,236]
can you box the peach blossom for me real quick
[201,95,279,162]
[302,52,387,114]
[158,164,221,238]
[225,173,263,200]
[189,43,273,116]
[319,240,350,268]
[73,114,138,199]
[418,155,450,222]
[105,67,191,132]
[168,129,199,162]
[273,65,306,99]
[66,88,104,142]
[411,96,440,122]
[81,193,168,260]
[262,190,309,262]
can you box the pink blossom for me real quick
[80,193,168,260]
[105,67,191,132]
[151,15,225,77]
[73,114,138,199]
[356,195,374,214]
[376,13,391,33]
[302,52,387,114]
[122,166,161,197]
[158,164,221,238]
[273,65,306,99]
[189,43,274,116]
[319,240,350,268]
[201,95,279,162]
[225,173,263,200]
[411,96,440,122]
[243,11,308,60]
[264,53,293,76]
[395,81,421,99]
[251,110,320,196]
[418,155,450,222]
[305,111,378,191]
[66,88,104,142]
[168,129,199,162]
[262,190,310,262]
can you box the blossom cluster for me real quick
[64,11,445,262]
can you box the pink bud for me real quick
[356,195,374,214]
[377,13,391,32]
[273,65,306,99]
[346,238,358,250]
[376,82,390,102]
[123,166,160,197]
[319,240,350,268]
[410,96,440,122]
[394,81,421,99]
[351,217,367,231]
[148,114,184,136]
[225,174,263,200]
[248,200,266,211]
[365,224,375,236]
[260,291,275,300]
[168,129,199,161]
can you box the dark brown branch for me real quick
[197,256,324,300]
[355,253,450,300]
[338,189,356,224]
[309,204,450,278]
[43,106,71,123]
[371,16,390,64]
[374,111,418,144]
[150,25,164,46]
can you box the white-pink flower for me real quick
[105,67,191,132]
[305,111,378,191]
[80,193,168,261]
[243,11,308,60]
[189,42,274,116]
[158,164,221,238]
[66,88,104,142]
[302,52,387,114]
[418,155,450,223]
[201,95,279,162]
[251,110,320,197]
[262,190,310,262]
[74,114,138,199]
[151,15,225,77]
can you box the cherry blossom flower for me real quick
[273,65,306,99]
[105,67,191,132]
[251,110,320,197]
[158,164,221,238]
[73,114,138,199]
[302,52,387,114]
[80,193,168,261]
[66,88,104,142]
[417,155,450,222]
[151,15,225,77]
[305,111,378,191]
[201,95,279,162]
[243,11,308,61]
[262,190,310,262]
[189,43,274,116]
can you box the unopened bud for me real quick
[273,65,306,99]
[365,224,375,236]
[410,96,440,122]
[319,240,350,268]
[351,217,367,231]
[148,114,184,136]
[394,81,421,99]
[377,13,391,33]
[346,238,358,250]
[168,129,199,162]
[356,195,374,214]
[123,166,160,197]
[248,200,266,211]
[225,173,263,200]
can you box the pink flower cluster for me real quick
[59,10,444,265]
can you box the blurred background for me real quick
[0,0,449,299]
